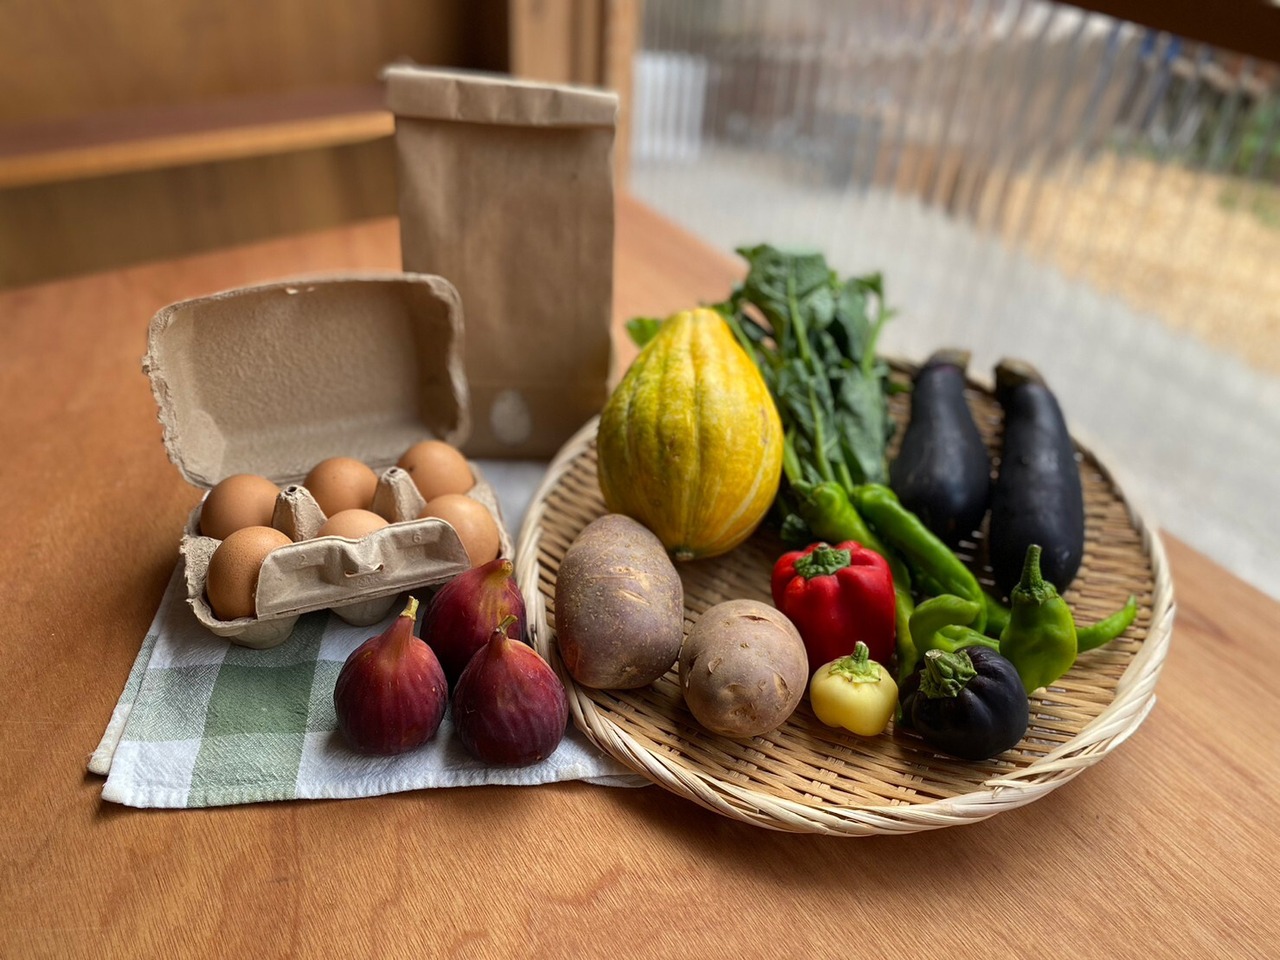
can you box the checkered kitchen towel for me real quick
[89,568,639,808]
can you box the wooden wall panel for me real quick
[0,0,645,287]
[0,0,495,287]
[507,0,640,187]
[603,0,640,188]
[0,0,470,124]
[509,0,605,85]
[0,139,398,288]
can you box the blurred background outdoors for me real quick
[1,0,1277,599]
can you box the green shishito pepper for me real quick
[851,484,987,634]
[934,624,1001,655]
[982,591,1011,639]
[795,481,883,554]
[999,544,1077,693]
[1076,595,1138,652]
[909,594,1000,656]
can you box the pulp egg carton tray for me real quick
[144,272,512,649]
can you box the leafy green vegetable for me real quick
[625,316,665,349]
[722,245,896,517]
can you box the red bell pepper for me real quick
[771,541,897,672]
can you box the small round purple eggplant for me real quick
[910,647,1029,760]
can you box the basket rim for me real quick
[514,391,1175,836]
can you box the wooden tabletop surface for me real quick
[2,197,1276,959]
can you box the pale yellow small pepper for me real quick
[809,642,898,736]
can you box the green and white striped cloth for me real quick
[90,568,638,808]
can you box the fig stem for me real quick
[496,614,518,633]
[385,596,421,657]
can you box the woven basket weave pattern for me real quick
[514,368,1175,835]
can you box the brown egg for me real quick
[397,440,474,502]
[205,525,293,621]
[304,457,378,517]
[419,494,500,567]
[316,509,389,540]
[199,474,280,540]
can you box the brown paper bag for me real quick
[384,65,619,459]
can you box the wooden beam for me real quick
[1065,1,1280,63]
[0,85,392,190]
[509,0,611,86]
[506,0,640,187]
[604,0,641,188]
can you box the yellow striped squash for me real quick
[596,308,783,561]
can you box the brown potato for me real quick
[679,599,807,739]
[554,514,684,689]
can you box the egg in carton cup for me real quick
[143,273,512,649]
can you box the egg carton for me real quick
[144,273,514,649]
[180,463,511,648]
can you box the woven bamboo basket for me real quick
[513,363,1175,835]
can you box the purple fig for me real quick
[423,557,527,687]
[333,597,447,755]
[452,615,569,766]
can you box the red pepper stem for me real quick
[793,544,852,579]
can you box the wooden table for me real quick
[2,197,1276,958]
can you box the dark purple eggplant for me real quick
[889,348,991,548]
[988,359,1084,599]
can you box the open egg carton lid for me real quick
[143,272,511,648]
